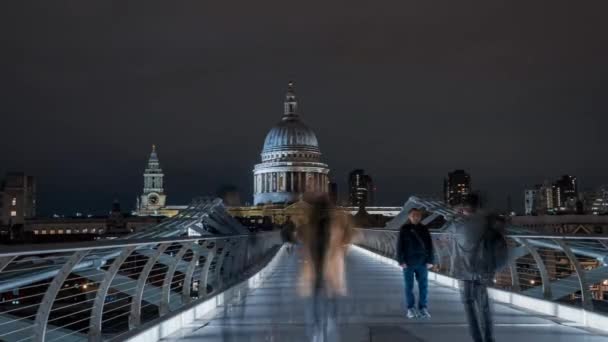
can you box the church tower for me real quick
[138,145,167,214]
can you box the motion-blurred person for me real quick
[448,194,508,342]
[297,196,354,342]
[281,216,297,254]
[396,207,435,319]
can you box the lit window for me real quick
[91,228,96,233]
[11,198,16,206]
[33,230,39,235]
[82,229,88,233]
[66,229,71,234]
[50,230,56,235]
[58,230,64,234]
[41,230,47,235]
[10,211,17,217]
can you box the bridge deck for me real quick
[165,247,607,342]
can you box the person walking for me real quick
[280,217,297,254]
[396,207,435,319]
[297,196,354,341]
[448,194,507,342]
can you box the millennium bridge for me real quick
[1,197,607,342]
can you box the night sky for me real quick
[1,1,607,215]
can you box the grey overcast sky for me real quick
[1,1,607,215]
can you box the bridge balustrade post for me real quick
[213,239,231,293]
[181,243,202,304]
[508,239,521,292]
[160,242,194,315]
[129,243,170,329]
[198,241,218,298]
[553,239,594,310]
[514,238,552,300]
[88,246,136,342]
[508,258,521,292]
[233,237,249,277]
[33,250,89,342]
[226,239,242,282]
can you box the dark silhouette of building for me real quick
[444,170,471,206]
[216,185,242,207]
[5,200,162,244]
[348,169,375,208]
[0,173,36,228]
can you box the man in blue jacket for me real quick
[396,207,435,319]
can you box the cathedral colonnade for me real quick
[254,171,329,195]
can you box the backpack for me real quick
[481,216,509,272]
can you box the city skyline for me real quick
[1,2,608,214]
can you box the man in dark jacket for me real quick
[396,207,435,319]
[447,194,505,342]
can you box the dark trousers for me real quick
[462,280,494,342]
[403,264,428,309]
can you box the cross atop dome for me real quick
[284,80,298,117]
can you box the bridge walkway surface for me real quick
[163,246,608,342]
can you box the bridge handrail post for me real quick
[553,239,594,310]
[160,242,194,315]
[198,240,218,299]
[128,243,170,329]
[33,250,89,342]
[88,246,137,342]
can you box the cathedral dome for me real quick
[262,116,319,153]
[253,81,330,206]
[262,81,319,154]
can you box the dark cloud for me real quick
[1,1,607,214]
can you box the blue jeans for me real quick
[403,264,429,309]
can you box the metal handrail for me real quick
[0,232,282,342]
[355,227,608,313]
[360,227,608,240]
[0,233,263,258]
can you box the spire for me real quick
[283,80,298,117]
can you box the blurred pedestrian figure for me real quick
[396,207,435,319]
[281,216,297,254]
[298,196,353,342]
[448,194,508,342]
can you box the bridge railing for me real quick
[0,232,282,342]
[355,228,608,313]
